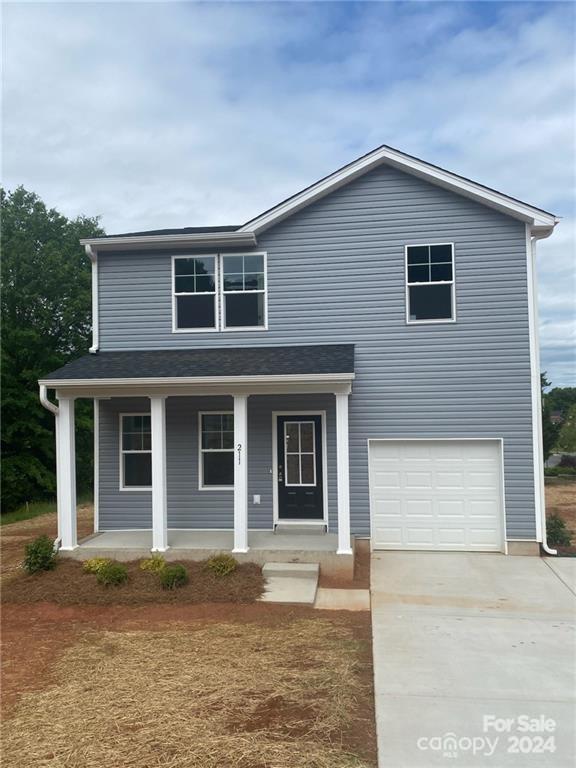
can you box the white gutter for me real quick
[85,245,99,353]
[39,384,59,415]
[39,372,355,389]
[38,385,61,550]
[80,231,257,251]
[528,225,557,555]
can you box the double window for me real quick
[173,253,267,332]
[120,414,152,490]
[406,243,455,323]
[199,412,234,489]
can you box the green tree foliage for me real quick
[545,387,576,419]
[1,187,104,512]
[556,404,576,452]
[541,373,561,462]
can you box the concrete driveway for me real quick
[371,553,576,767]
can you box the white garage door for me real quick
[369,440,504,551]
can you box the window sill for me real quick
[198,486,235,492]
[406,318,456,325]
[119,486,152,492]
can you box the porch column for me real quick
[335,392,352,555]
[233,394,249,553]
[150,396,168,552]
[56,396,77,550]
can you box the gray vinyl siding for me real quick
[97,163,535,538]
[99,394,337,531]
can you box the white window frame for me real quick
[283,420,317,487]
[119,412,152,491]
[405,242,456,325]
[221,251,268,332]
[171,254,219,334]
[198,411,235,491]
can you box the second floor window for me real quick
[406,243,455,323]
[173,253,267,332]
[174,256,217,330]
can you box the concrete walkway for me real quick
[371,552,576,767]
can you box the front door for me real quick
[276,415,324,520]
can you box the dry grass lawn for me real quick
[1,611,375,768]
[545,478,576,555]
[1,510,376,767]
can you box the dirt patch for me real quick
[1,603,376,767]
[546,478,576,556]
[2,557,265,605]
[1,504,94,583]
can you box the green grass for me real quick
[1,495,92,527]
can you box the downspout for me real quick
[529,228,557,555]
[86,245,99,354]
[39,385,61,550]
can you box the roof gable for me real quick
[238,144,557,236]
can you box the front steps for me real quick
[259,562,319,604]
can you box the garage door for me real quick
[369,440,504,551]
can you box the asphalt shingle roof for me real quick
[102,225,240,238]
[43,345,355,381]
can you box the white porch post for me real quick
[150,396,168,552]
[233,394,249,553]
[335,392,352,555]
[56,396,77,550]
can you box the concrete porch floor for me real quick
[65,529,353,579]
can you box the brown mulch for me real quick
[545,477,576,556]
[1,602,376,767]
[2,557,265,605]
[1,504,94,583]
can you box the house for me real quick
[39,144,558,574]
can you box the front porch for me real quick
[39,345,356,574]
[64,528,353,577]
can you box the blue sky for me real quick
[3,1,575,385]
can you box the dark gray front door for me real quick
[276,415,324,520]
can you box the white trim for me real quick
[367,437,507,554]
[171,254,219,333]
[239,145,557,235]
[233,394,249,552]
[527,226,557,554]
[221,252,268,331]
[119,412,152,492]
[80,231,257,250]
[198,410,235,491]
[56,397,77,550]
[94,400,99,532]
[404,243,456,325]
[150,397,168,552]
[41,372,355,388]
[335,393,352,555]
[85,245,99,353]
[272,411,329,528]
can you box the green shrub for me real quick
[159,563,188,589]
[140,555,166,573]
[23,535,57,574]
[96,561,128,587]
[547,513,572,547]
[545,466,576,477]
[83,557,111,575]
[204,553,237,577]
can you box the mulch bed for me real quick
[2,558,265,605]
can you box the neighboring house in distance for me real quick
[39,144,558,573]
[550,411,564,425]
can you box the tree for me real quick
[545,387,576,419]
[541,373,561,462]
[1,187,104,512]
[556,404,576,452]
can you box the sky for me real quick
[2,1,575,386]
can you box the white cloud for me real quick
[2,1,575,384]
